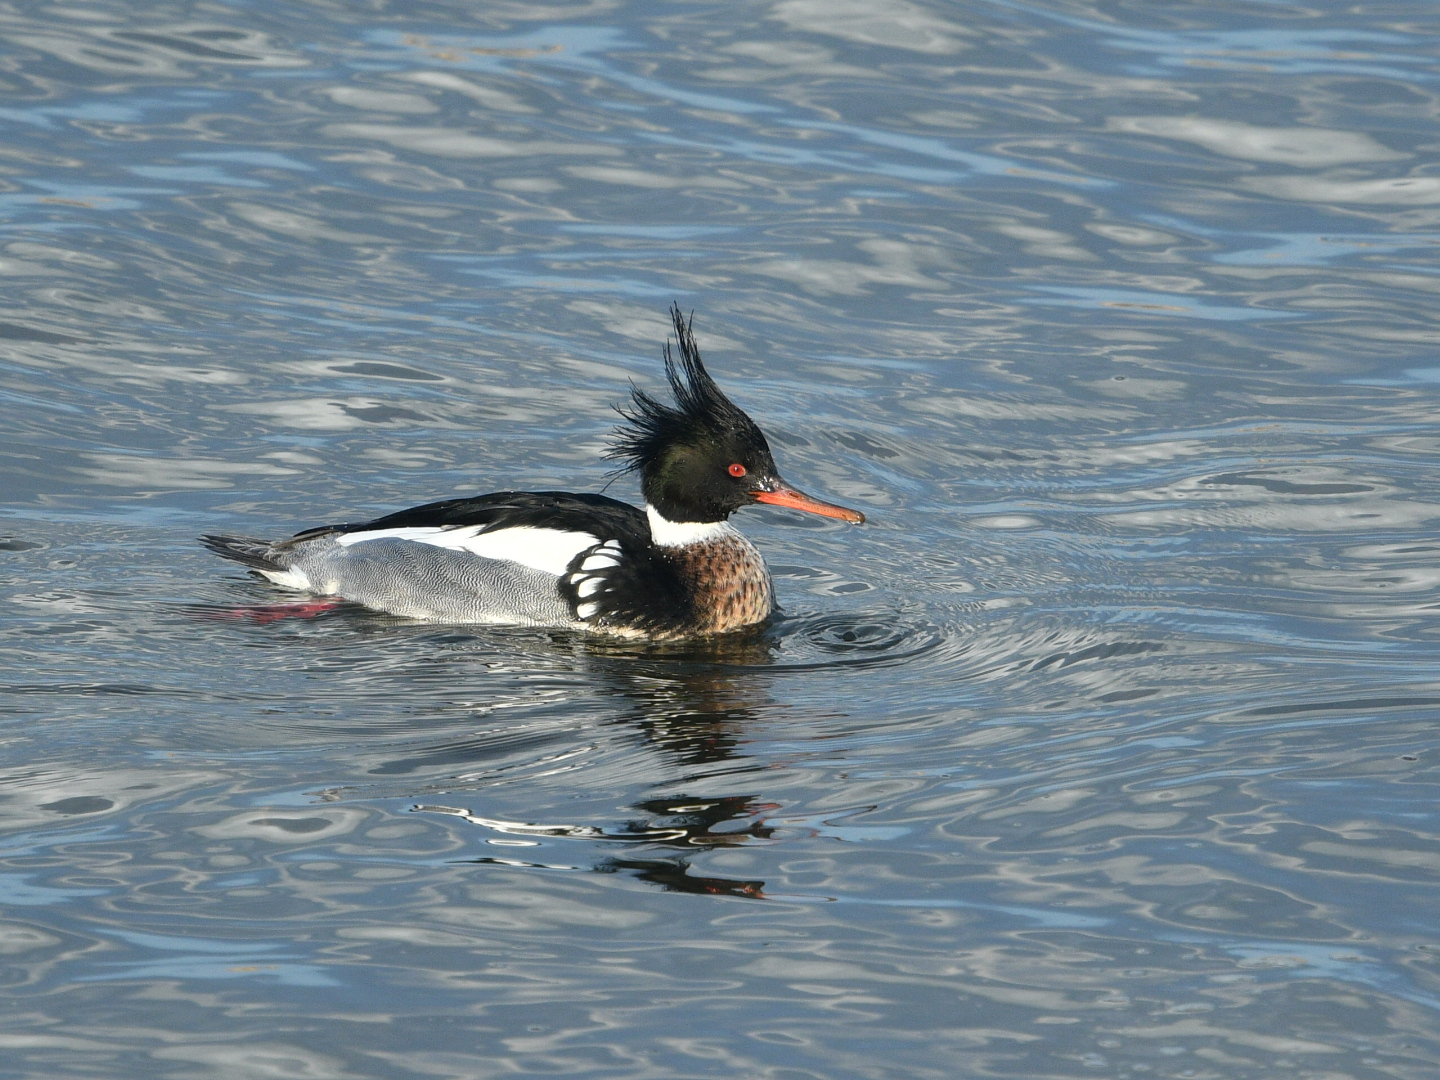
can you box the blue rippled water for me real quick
[3,2,1439,1077]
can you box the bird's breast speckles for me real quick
[665,532,774,635]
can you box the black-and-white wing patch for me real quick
[558,539,697,636]
[563,539,624,622]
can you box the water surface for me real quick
[3,1,1440,1077]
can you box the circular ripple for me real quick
[767,611,950,670]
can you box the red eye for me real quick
[728,463,747,478]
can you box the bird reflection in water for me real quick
[421,794,777,899]
[420,632,805,899]
[595,627,782,765]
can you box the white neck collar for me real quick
[646,505,733,548]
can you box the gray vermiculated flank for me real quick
[289,536,575,624]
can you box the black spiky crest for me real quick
[608,304,771,479]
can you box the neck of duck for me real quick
[646,504,775,633]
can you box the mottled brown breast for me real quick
[665,531,775,635]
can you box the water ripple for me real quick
[3,0,1440,1076]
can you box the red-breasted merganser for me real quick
[201,306,865,638]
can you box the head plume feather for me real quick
[608,304,768,475]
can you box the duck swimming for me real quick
[202,305,865,638]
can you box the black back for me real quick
[293,491,652,546]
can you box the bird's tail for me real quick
[199,534,286,572]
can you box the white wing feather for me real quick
[334,525,599,577]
